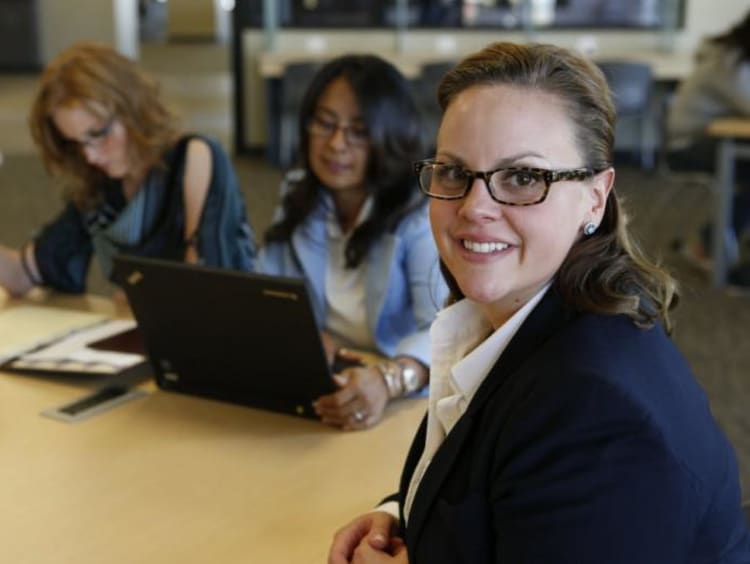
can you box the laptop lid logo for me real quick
[262,289,299,301]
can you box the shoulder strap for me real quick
[109,136,193,264]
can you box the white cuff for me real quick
[373,500,400,521]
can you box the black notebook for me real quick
[112,255,336,418]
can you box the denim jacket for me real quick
[258,191,447,367]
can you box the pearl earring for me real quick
[583,222,597,236]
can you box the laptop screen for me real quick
[112,255,336,418]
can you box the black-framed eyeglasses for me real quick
[64,119,116,151]
[307,114,369,147]
[414,159,598,206]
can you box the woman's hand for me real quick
[329,511,401,564]
[320,331,341,366]
[314,348,390,430]
[352,536,408,563]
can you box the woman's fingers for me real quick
[314,366,390,430]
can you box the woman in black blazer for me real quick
[328,42,750,563]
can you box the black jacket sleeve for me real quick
[33,203,93,293]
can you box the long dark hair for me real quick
[263,54,424,267]
[711,9,750,63]
[437,42,678,331]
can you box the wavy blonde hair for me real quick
[29,42,181,208]
[437,42,678,331]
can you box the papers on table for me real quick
[0,305,145,375]
[0,305,107,364]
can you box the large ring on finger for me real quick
[353,410,366,422]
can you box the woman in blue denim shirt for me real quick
[259,55,447,430]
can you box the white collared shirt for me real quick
[324,195,375,351]
[402,283,551,521]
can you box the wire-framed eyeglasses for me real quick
[414,159,598,206]
[64,119,116,151]
[307,114,369,147]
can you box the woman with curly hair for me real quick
[0,42,255,296]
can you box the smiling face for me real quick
[307,77,370,201]
[51,103,131,179]
[430,84,612,328]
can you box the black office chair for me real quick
[411,61,456,155]
[278,61,322,169]
[597,61,656,169]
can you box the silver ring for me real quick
[353,410,366,422]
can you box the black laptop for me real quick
[112,255,336,418]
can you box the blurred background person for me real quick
[0,42,255,297]
[667,10,750,285]
[259,54,447,430]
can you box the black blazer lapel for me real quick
[404,288,575,549]
[404,411,477,549]
[465,288,574,418]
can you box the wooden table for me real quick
[706,118,750,288]
[0,293,426,563]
